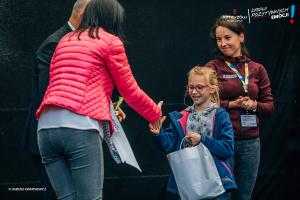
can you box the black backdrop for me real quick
[0,0,299,199]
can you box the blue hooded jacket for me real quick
[151,107,237,194]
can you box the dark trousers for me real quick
[227,137,260,200]
[30,152,57,200]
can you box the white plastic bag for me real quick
[167,138,225,200]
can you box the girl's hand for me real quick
[149,101,166,135]
[186,132,201,146]
[149,116,166,135]
[113,101,126,122]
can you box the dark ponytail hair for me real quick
[210,15,249,57]
[71,0,126,43]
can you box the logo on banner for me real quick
[290,5,295,23]
[226,5,295,24]
[221,15,248,22]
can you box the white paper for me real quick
[111,120,142,172]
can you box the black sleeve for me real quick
[36,42,57,102]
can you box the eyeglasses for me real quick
[185,85,209,92]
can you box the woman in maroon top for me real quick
[205,16,274,200]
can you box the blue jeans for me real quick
[30,152,57,200]
[38,128,104,200]
[227,137,260,200]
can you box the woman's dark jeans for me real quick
[227,137,260,200]
[38,128,104,200]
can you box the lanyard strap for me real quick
[225,61,249,93]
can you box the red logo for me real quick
[233,9,237,15]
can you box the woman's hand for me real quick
[186,132,201,146]
[113,101,126,122]
[242,99,257,111]
[231,96,250,108]
[149,101,166,135]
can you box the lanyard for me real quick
[225,61,249,93]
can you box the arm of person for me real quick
[37,42,57,103]
[199,112,234,159]
[150,121,179,153]
[105,37,161,124]
[256,65,274,117]
[228,96,250,109]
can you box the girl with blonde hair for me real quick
[149,66,237,200]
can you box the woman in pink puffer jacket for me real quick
[36,0,162,199]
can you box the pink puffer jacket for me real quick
[36,28,161,135]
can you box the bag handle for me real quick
[179,136,187,150]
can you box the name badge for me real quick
[223,74,238,78]
[241,115,257,127]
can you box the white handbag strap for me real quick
[179,136,187,150]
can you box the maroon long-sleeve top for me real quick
[205,55,274,140]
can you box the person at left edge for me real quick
[21,1,126,199]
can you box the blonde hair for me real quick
[187,66,220,106]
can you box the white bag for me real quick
[167,138,225,200]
